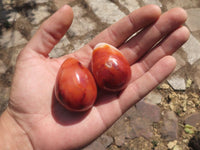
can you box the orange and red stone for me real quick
[55,58,97,112]
[92,43,131,92]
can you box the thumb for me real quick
[23,5,73,57]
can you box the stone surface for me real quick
[164,0,200,9]
[188,131,200,150]
[182,34,200,65]
[68,5,96,37]
[49,48,65,58]
[127,101,161,139]
[0,60,7,74]
[28,6,50,25]
[35,0,49,3]
[83,134,113,149]
[130,116,153,139]
[136,100,161,122]
[0,10,20,25]
[192,59,200,89]
[144,91,162,104]
[99,135,113,148]
[0,87,10,114]
[86,0,125,24]
[143,0,162,7]
[167,140,177,149]
[7,12,21,24]
[184,112,200,127]
[72,37,92,51]
[49,36,70,58]
[161,111,178,141]
[0,30,27,48]
[126,137,153,150]
[167,73,186,90]
[11,0,49,7]
[114,135,126,147]
[172,51,186,72]
[83,140,105,150]
[173,145,182,150]
[10,47,23,66]
[119,0,140,12]
[186,8,200,32]
[53,0,74,8]
[15,16,33,40]
[106,109,134,139]
[192,30,200,42]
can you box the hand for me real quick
[0,5,189,150]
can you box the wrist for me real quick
[0,109,33,150]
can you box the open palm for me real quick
[6,5,189,150]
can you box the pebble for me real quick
[167,140,177,149]
[114,135,126,147]
[158,83,170,90]
[161,111,178,141]
[126,101,161,139]
[184,112,200,127]
[84,134,113,149]
[144,91,162,104]
[130,116,153,139]
[136,100,161,122]
[186,78,193,88]
[99,135,113,148]
[173,145,181,150]
[167,73,186,90]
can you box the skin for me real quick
[0,5,189,150]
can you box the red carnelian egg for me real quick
[55,58,97,112]
[92,43,131,92]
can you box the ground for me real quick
[0,0,200,149]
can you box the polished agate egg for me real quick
[55,57,97,112]
[91,43,131,92]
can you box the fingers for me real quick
[140,26,190,72]
[130,26,190,81]
[24,5,73,57]
[119,56,176,112]
[88,5,161,48]
[120,8,188,64]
